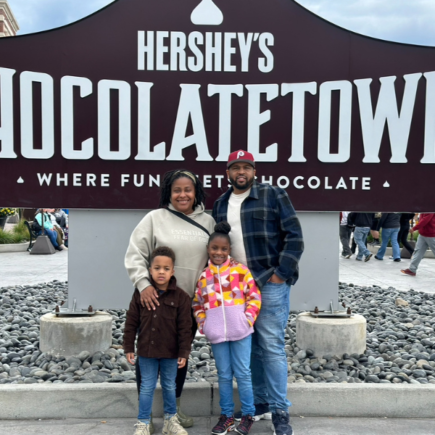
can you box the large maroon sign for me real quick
[0,0,434,211]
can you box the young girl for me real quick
[192,222,261,435]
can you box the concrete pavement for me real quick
[1,244,433,292]
[2,417,435,435]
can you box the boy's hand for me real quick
[126,353,135,365]
[178,358,186,368]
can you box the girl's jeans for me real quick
[211,335,255,416]
[138,357,178,421]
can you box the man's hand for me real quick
[268,273,285,284]
[126,352,135,365]
[410,228,415,234]
[140,285,160,310]
[178,358,186,368]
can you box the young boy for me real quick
[124,246,192,435]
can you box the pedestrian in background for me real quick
[401,213,435,276]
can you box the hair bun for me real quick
[214,221,231,235]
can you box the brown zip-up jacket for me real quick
[123,276,192,359]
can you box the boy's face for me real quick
[149,255,174,289]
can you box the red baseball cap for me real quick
[227,150,255,168]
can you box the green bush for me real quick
[0,219,30,244]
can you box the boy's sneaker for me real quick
[364,254,372,262]
[235,415,254,434]
[235,403,271,421]
[272,410,293,435]
[162,415,188,435]
[211,415,235,434]
[134,421,150,435]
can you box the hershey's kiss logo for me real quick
[237,151,245,159]
[383,181,390,188]
[191,0,224,26]
[17,177,24,184]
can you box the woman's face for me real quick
[170,177,196,214]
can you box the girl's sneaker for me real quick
[211,415,235,434]
[162,415,188,435]
[235,415,254,434]
[134,421,150,435]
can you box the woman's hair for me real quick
[209,221,231,244]
[150,246,176,265]
[159,169,206,209]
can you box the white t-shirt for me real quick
[227,189,251,266]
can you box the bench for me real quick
[24,221,39,252]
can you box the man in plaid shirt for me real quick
[212,150,304,435]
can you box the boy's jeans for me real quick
[353,227,371,260]
[211,335,255,416]
[251,281,292,413]
[138,357,178,421]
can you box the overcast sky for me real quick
[7,0,435,46]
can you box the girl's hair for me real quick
[209,221,231,244]
[159,169,206,209]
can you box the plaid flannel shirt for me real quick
[212,181,304,289]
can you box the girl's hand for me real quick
[178,358,186,368]
[126,353,135,365]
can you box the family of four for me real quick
[123,150,304,435]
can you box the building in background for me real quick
[0,0,19,37]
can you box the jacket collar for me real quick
[149,275,178,291]
[208,257,231,274]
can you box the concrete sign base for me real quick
[68,210,339,312]
[296,312,367,357]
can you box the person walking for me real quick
[212,150,304,435]
[398,213,415,257]
[401,213,435,276]
[347,213,374,262]
[374,213,401,261]
[125,170,215,432]
[339,212,353,258]
[193,222,261,435]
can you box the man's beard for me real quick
[229,175,254,191]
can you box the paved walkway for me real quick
[1,245,433,293]
[2,417,435,435]
[339,246,435,294]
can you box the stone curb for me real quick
[0,242,28,253]
[1,383,435,419]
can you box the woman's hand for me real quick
[126,352,135,365]
[140,285,160,310]
[178,358,186,368]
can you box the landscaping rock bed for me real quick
[0,281,434,385]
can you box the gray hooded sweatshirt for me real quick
[125,204,215,298]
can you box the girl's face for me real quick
[170,177,196,215]
[207,236,231,266]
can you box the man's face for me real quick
[226,163,256,192]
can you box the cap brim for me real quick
[227,159,255,168]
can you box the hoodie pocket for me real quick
[202,308,225,343]
[225,305,253,341]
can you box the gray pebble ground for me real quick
[0,281,435,385]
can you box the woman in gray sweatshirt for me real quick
[125,169,215,430]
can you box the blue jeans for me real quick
[251,281,291,413]
[377,227,400,260]
[353,227,371,260]
[138,357,178,421]
[38,229,59,248]
[212,335,255,417]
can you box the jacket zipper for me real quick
[217,265,227,341]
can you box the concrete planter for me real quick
[0,242,28,253]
